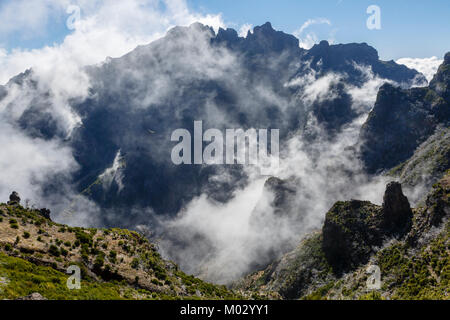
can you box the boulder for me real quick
[17,292,47,300]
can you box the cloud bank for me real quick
[396,56,443,82]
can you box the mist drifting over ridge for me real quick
[1,14,444,284]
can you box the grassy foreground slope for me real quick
[0,203,239,300]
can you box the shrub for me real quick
[151,279,161,286]
[94,253,105,270]
[60,248,68,256]
[9,219,18,229]
[109,251,117,263]
[49,245,60,257]
[75,230,93,247]
[131,258,139,269]
[23,231,30,239]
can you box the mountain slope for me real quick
[0,198,239,300]
[388,126,450,193]
[235,171,450,300]
[359,53,450,174]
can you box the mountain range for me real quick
[0,22,449,298]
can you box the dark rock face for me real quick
[322,181,413,273]
[312,81,355,133]
[0,85,6,100]
[359,53,450,174]
[262,177,297,215]
[381,182,413,234]
[429,53,450,120]
[8,192,21,205]
[359,84,437,173]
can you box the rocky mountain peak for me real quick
[216,27,239,42]
[245,22,300,53]
[253,22,274,34]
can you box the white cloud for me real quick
[0,121,76,204]
[0,0,225,85]
[347,63,395,113]
[285,68,343,106]
[396,56,443,82]
[295,18,331,35]
[293,18,332,49]
[238,23,253,37]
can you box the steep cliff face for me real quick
[236,172,449,300]
[429,53,450,108]
[359,53,450,174]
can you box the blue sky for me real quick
[187,0,450,59]
[0,0,449,60]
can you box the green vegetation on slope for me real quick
[0,203,240,300]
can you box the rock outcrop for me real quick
[7,192,20,205]
[322,181,413,273]
[381,182,413,235]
